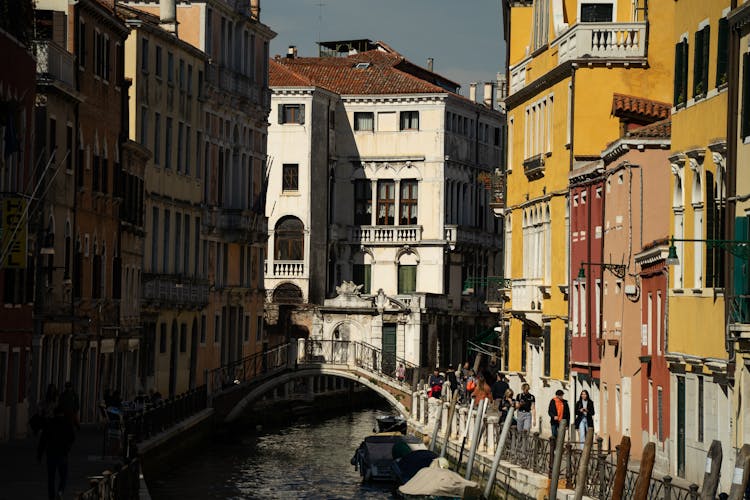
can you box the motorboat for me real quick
[351,432,426,482]
[375,414,407,434]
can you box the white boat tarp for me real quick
[398,461,478,497]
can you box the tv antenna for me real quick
[316,1,325,45]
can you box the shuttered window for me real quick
[353,264,371,294]
[397,265,416,294]
[674,40,689,106]
[693,26,710,98]
[278,104,305,124]
[742,53,750,139]
[717,17,729,87]
[543,325,551,377]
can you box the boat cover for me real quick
[398,461,478,497]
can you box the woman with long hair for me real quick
[574,390,595,446]
[472,373,493,404]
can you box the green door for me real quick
[382,324,397,376]
[677,376,686,477]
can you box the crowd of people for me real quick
[424,361,595,443]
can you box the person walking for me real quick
[445,364,458,395]
[37,406,76,500]
[548,389,570,439]
[427,368,444,399]
[472,373,493,404]
[395,363,406,382]
[574,390,595,447]
[491,371,509,404]
[515,383,536,432]
[499,388,515,424]
[58,382,80,430]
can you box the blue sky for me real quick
[262,0,505,96]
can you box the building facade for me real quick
[267,43,504,370]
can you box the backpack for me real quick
[466,378,476,392]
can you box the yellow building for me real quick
[663,0,732,488]
[122,6,208,397]
[502,0,673,434]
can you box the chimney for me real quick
[250,0,260,20]
[287,45,297,58]
[159,0,177,34]
[484,81,496,108]
[427,57,434,72]
[496,73,508,101]
[469,83,477,103]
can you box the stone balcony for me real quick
[444,225,502,248]
[350,225,422,245]
[556,22,647,66]
[202,207,267,244]
[267,260,305,278]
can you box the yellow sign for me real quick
[1,197,27,268]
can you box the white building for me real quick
[265,41,505,372]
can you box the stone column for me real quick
[421,394,429,426]
[412,391,420,420]
[459,407,468,441]
[307,376,315,397]
[428,398,440,431]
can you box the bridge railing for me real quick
[297,338,417,387]
[207,343,291,395]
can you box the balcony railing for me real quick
[509,56,530,95]
[142,274,209,309]
[202,207,267,244]
[350,225,422,245]
[34,40,75,88]
[556,22,647,65]
[444,225,502,248]
[729,295,750,325]
[271,260,305,278]
[205,62,268,107]
[511,278,544,312]
[523,154,545,180]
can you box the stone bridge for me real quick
[208,339,417,423]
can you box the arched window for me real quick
[273,282,303,304]
[274,216,304,260]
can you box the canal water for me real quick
[146,406,399,499]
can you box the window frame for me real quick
[354,112,374,132]
[376,180,395,225]
[399,111,419,131]
[397,264,417,294]
[282,163,299,191]
[399,179,418,225]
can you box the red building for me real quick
[0,0,37,440]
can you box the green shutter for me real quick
[682,41,689,103]
[702,25,710,94]
[543,325,551,377]
[693,29,704,97]
[364,264,371,294]
[675,42,684,105]
[398,265,416,294]
[742,53,750,139]
[717,18,729,86]
[706,171,716,287]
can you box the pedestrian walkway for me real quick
[0,424,120,500]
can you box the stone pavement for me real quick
[0,424,121,500]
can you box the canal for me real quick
[146,405,399,499]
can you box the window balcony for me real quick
[556,22,647,66]
[142,273,209,309]
[511,278,544,314]
[269,260,305,278]
[34,40,75,89]
[444,225,502,248]
[523,154,545,180]
[202,207,267,244]
[350,225,422,245]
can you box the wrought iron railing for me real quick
[75,458,141,500]
[206,343,290,394]
[122,386,207,444]
[728,294,750,324]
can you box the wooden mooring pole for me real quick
[483,408,516,499]
[573,428,594,500]
[440,391,459,458]
[728,443,750,500]
[632,442,656,500]
[700,440,722,500]
[549,419,568,500]
[611,436,631,500]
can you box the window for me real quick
[400,111,419,130]
[214,315,220,344]
[177,123,184,173]
[140,107,148,146]
[165,118,173,169]
[175,212,181,274]
[693,25,710,97]
[674,39,689,106]
[155,46,162,78]
[698,376,704,442]
[657,386,664,442]
[167,51,174,84]
[163,210,170,272]
[717,18,729,87]
[274,217,304,260]
[185,126,191,176]
[398,265,417,294]
[282,164,299,191]
[200,315,207,344]
[78,20,87,69]
[278,104,304,124]
[94,31,110,80]
[154,113,161,165]
[580,3,613,22]
[743,52,750,139]
[179,59,185,92]
[256,316,263,342]
[66,126,73,172]
[151,208,159,271]
[399,180,418,225]
[159,323,167,353]
[140,36,147,73]
[353,264,371,294]
[354,112,374,131]
[532,0,549,49]
[543,324,551,377]
[180,324,187,353]
[354,180,372,225]
[377,180,395,225]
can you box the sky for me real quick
[262,0,506,97]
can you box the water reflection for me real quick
[147,407,398,499]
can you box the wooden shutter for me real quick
[717,18,729,85]
[543,325,551,377]
[278,104,284,124]
[674,42,684,105]
[706,171,716,287]
[742,53,750,139]
[701,25,710,94]
[299,104,305,124]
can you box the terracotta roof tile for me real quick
[612,93,671,121]
[270,50,449,95]
[625,118,671,138]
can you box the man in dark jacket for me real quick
[548,389,570,439]
[491,372,509,403]
[38,406,76,500]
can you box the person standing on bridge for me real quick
[548,390,570,439]
[395,363,406,382]
[427,368,444,399]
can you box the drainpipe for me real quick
[569,65,577,383]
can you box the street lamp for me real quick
[666,237,750,266]
[576,261,627,281]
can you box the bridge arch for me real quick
[224,367,410,423]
